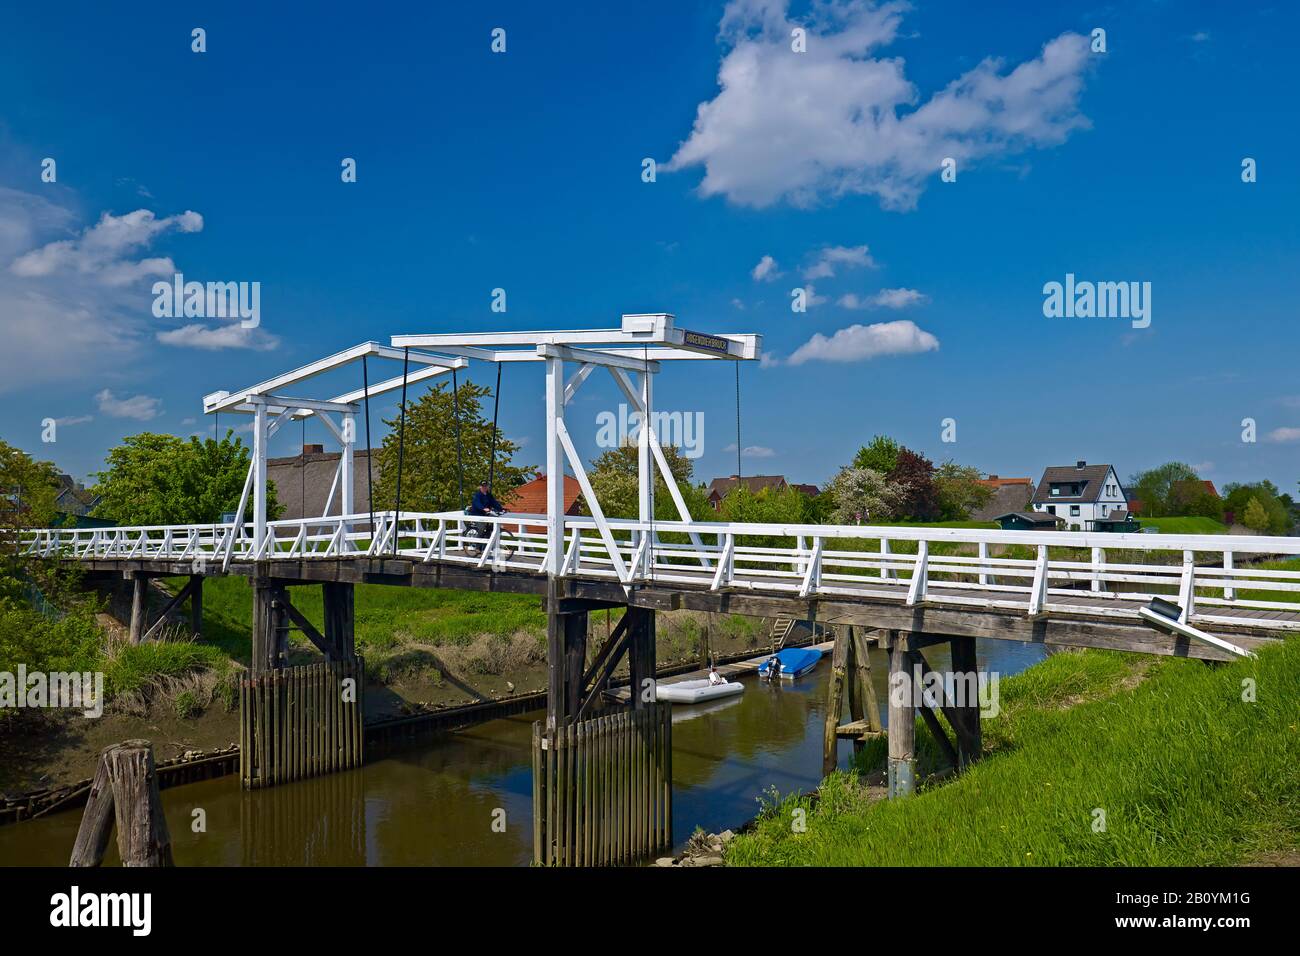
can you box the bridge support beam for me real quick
[884,631,916,797]
[241,576,364,788]
[535,580,670,865]
[128,573,149,644]
[949,637,983,767]
[251,581,290,676]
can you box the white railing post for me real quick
[905,539,928,605]
[1091,547,1103,592]
[978,540,989,587]
[1223,550,1235,602]
[881,538,893,580]
[1028,544,1049,615]
[1178,549,1196,623]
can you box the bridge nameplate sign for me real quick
[680,329,731,354]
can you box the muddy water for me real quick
[0,639,1045,866]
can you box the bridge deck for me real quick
[24,510,1300,662]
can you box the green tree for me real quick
[0,439,61,534]
[1242,497,1270,532]
[852,435,901,475]
[373,380,534,513]
[1223,481,1290,534]
[1129,462,1205,517]
[822,466,899,524]
[93,431,277,525]
[719,484,817,525]
[585,442,712,521]
[934,462,993,521]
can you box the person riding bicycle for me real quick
[465,481,505,552]
[468,481,504,517]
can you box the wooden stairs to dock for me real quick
[771,616,796,649]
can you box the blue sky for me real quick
[1,0,1297,496]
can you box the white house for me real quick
[1031,461,1129,531]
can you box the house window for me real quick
[1046,506,1056,515]
[1051,486,1060,496]
[1070,505,1080,517]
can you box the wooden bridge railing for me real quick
[21,513,1300,632]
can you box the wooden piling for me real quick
[822,628,849,776]
[69,740,172,867]
[950,637,983,767]
[886,632,916,797]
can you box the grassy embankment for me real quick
[728,637,1300,866]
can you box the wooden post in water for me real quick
[851,626,882,736]
[69,740,173,866]
[885,631,916,797]
[822,627,849,776]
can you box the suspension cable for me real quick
[451,367,465,510]
[362,354,375,547]
[735,360,742,481]
[393,346,411,557]
[488,362,502,494]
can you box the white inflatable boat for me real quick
[653,678,744,705]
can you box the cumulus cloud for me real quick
[803,244,875,279]
[0,190,208,393]
[724,443,777,458]
[751,254,781,281]
[839,287,929,309]
[156,323,280,351]
[668,0,1095,210]
[1265,427,1300,444]
[786,319,939,365]
[11,208,202,286]
[96,388,162,421]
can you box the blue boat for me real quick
[757,647,822,680]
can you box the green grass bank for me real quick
[728,638,1300,866]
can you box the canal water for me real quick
[0,639,1045,866]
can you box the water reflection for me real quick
[0,639,1045,866]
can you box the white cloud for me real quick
[11,208,202,286]
[1265,427,1300,444]
[803,244,875,279]
[156,323,280,351]
[0,190,206,394]
[668,0,1095,210]
[839,287,929,309]
[786,319,939,365]
[54,415,94,426]
[96,388,162,421]
[800,283,828,307]
[751,254,781,281]
[724,443,777,458]
[730,297,746,310]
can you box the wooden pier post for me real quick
[128,573,148,644]
[950,637,983,767]
[885,631,916,797]
[323,582,356,659]
[626,607,656,710]
[190,574,203,637]
[251,581,289,676]
[69,741,173,867]
[822,628,849,776]
[847,626,882,737]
